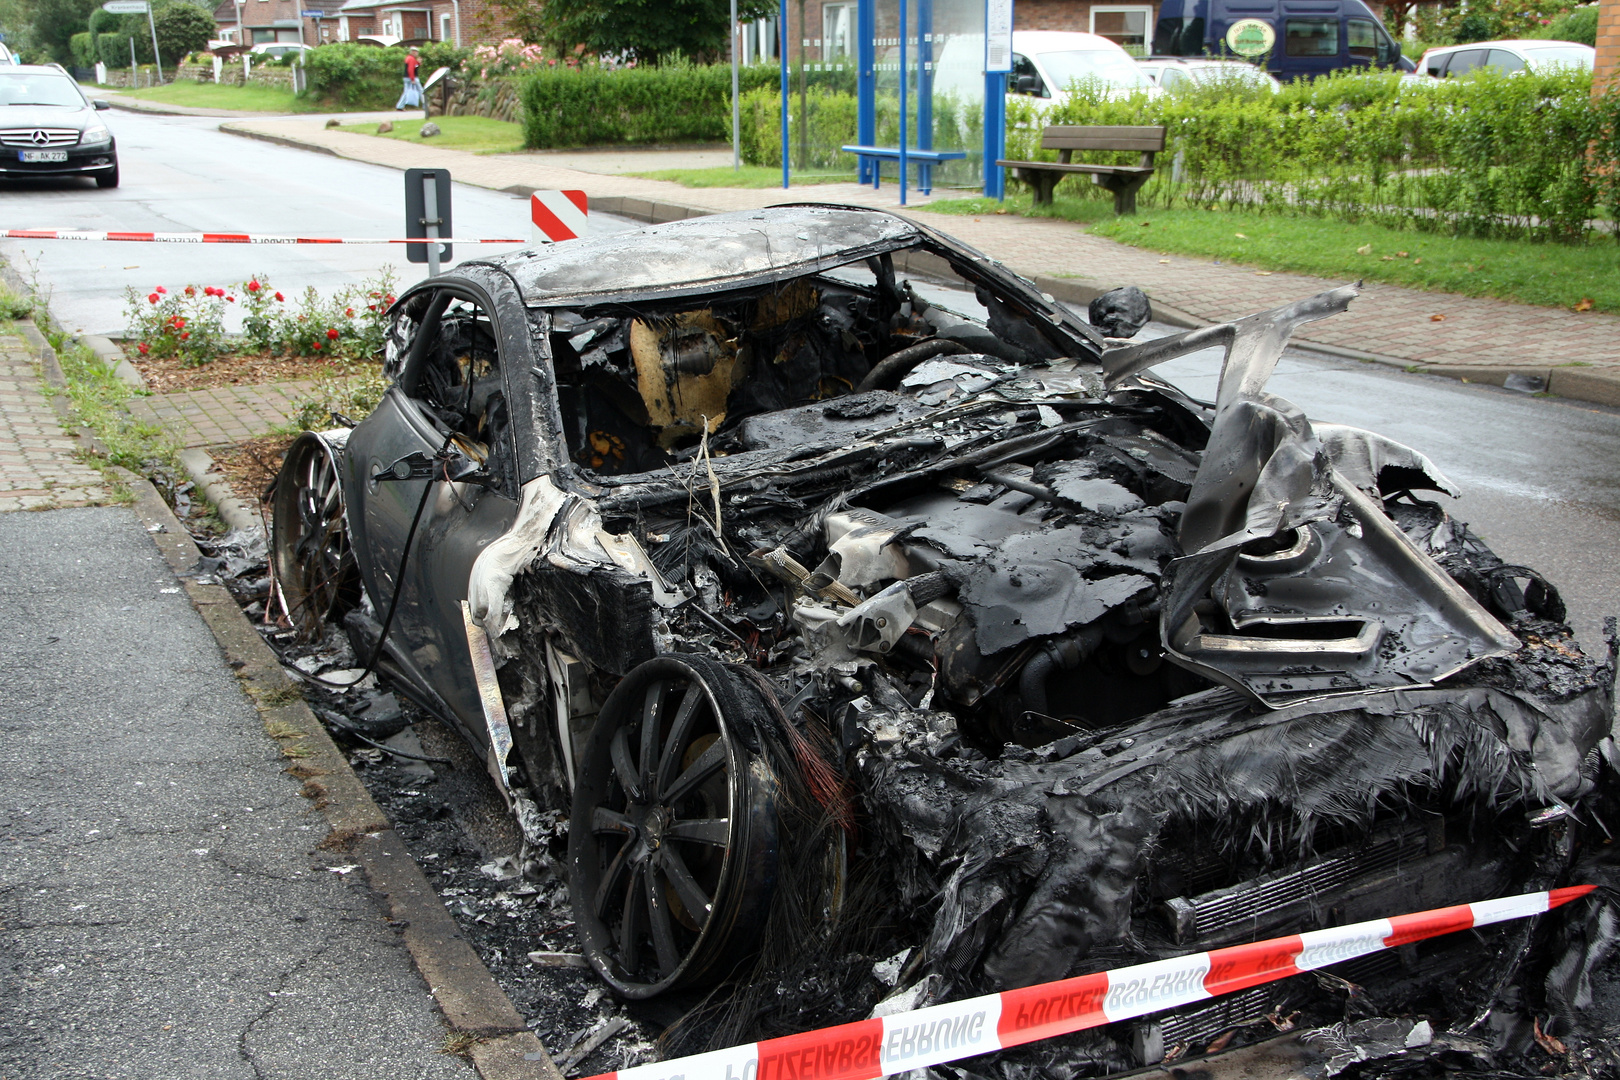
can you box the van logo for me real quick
[1225,18,1276,56]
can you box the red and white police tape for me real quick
[582,886,1597,1080]
[0,230,524,245]
[530,190,588,244]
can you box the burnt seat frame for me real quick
[996,125,1167,214]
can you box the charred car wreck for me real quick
[271,206,1619,1077]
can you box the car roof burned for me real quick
[478,206,926,307]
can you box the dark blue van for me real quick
[1152,0,1415,80]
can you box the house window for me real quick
[1090,6,1152,54]
[823,3,852,59]
[440,12,452,42]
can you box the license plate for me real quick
[19,150,68,163]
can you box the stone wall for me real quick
[437,77,523,124]
[172,62,297,89]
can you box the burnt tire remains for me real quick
[270,432,361,642]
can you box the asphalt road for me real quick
[0,508,471,1078]
[2,109,1616,651]
[0,109,633,337]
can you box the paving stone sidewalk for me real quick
[126,380,315,449]
[0,331,108,511]
[225,118,1620,392]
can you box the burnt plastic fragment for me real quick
[1088,287,1153,340]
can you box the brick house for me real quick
[1597,0,1619,93]
[214,0,508,47]
[212,0,347,45]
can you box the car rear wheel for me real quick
[569,655,779,998]
[270,432,361,641]
[94,165,118,189]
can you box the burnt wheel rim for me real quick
[569,656,778,998]
[271,433,359,642]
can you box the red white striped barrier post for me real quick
[0,230,526,245]
[530,190,589,244]
[581,886,1596,1080]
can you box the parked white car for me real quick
[1135,56,1282,91]
[250,42,313,59]
[1417,39,1594,77]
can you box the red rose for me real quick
[312,340,322,350]
[226,296,235,303]
[247,280,261,292]
[155,286,167,294]
[148,293,159,304]
[326,328,339,339]
[344,307,354,317]
[180,331,190,341]
[137,342,149,355]
[185,286,195,296]
[384,295,396,305]
[275,292,284,302]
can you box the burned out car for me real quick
[271,206,1619,1075]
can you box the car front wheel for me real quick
[94,165,118,189]
[568,655,781,998]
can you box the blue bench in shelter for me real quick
[841,145,968,196]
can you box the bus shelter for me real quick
[773,0,1012,202]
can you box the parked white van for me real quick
[931,30,1157,108]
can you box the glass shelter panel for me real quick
[864,0,988,195]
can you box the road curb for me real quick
[179,447,263,534]
[220,121,342,158]
[118,468,563,1080]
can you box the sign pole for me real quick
[731,0,740,172]
[423,172,442,275]
[146,4,162,82]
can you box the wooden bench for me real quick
[841,145,968,196]
[996,125,1166,214]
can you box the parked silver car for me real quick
[1417,39,1595,77]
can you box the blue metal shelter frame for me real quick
[777,0,1009,200]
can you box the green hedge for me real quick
[70,32,95,67]
[1020,70,1619,241]
[520,63,781,148]
[739,86,982,178]
[98,33,140,68]
[305,42,470,109]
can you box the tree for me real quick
[153,0,213,63]
[534,0,774,64]
[29,0,97,63]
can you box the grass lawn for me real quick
[923,191,1620,315]
[625,165,853,188]
[339,116,526,154]
[113,81,329,113]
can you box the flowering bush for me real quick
[129,270,398,365]
[123,284,231,365]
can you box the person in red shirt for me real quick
[395,47,422,110]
